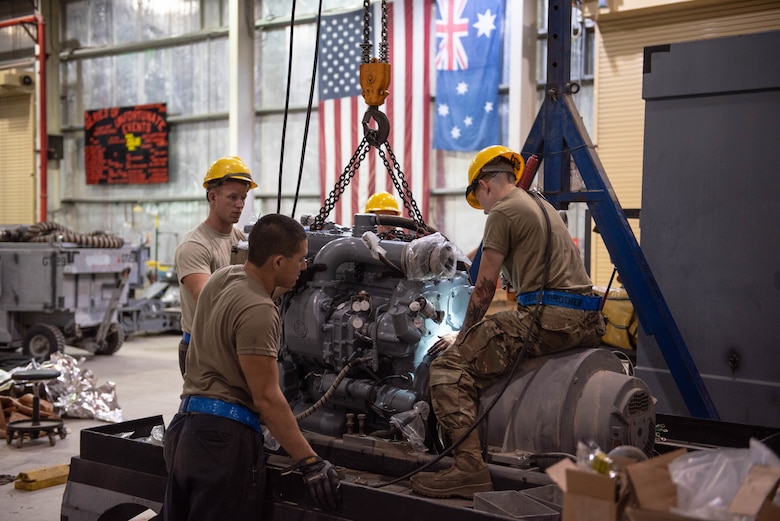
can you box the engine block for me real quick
[277,214,655,457]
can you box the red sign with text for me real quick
[84,103,169,185]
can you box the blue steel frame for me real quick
[522,0,719,419]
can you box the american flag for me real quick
[318,1,432,226]
[433,0,503,152]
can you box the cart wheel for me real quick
[16,434,23,448]
[95,325,125,355]
[6,432,12,445]
[22,323,66,359]
[59,428,67,440]
[49,432,56,446]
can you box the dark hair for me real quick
[480,157,515,185]
[248,214,307,266]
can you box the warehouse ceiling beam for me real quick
[57,10,326,63]
[59,27,229,61]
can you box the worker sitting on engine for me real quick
[410,145,605,499]
[174,156,257,376]
[365,190,403,238]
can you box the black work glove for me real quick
[282,455,341,510]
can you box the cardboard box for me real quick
[545,458,627,521]
[624,449,687,513]
[624,453,780,521]
[728,465,780,521]
[547,448,780,521]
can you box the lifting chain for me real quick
[376,144,426,226]
[379,0,388,63]
[311,139,372,231]
[360,0,390,146]
[311,0,429,234]
[311,138,429,234]
[360,0,388,64]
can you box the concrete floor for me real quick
[1,332,182,521]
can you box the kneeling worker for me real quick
[410,145,605,499]
[163,214,341,520]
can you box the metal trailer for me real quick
[60,411,780,521]
[0,240,141,358]
[117,247,182,338]
[118,270,182,337]
[61,415,559,521]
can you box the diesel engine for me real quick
[276,213,656,457]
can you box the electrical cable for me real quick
[601,266,617,310]
[375,215,439,235]
[611,349,635,376]
[291,0,324,220]
[372,188,555,488]
[527,451,577,463]
[294,356,372,422]
[276,0,297,214]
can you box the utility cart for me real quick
[0,237,140,358]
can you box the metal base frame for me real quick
[61,427,555,521]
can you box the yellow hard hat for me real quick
[365,191,401,215]
[465,145,525,209]
[202,156,257,189]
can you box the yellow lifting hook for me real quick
[360,59,391,147]
[359,0,391,147]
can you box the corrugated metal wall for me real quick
[0,93,35,224]
[590,0,780,285]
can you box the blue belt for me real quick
[179,396,261,433]
[517,290,602,311]
[182,332,191,344]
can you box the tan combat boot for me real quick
[410,428,494,498]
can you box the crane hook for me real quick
[362,107,390,148]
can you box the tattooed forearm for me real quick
[473,275,497,308]
[457,276,496,342]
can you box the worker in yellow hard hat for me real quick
[174,156,257,376]
[410,145,606,499]
[365,191,401,235]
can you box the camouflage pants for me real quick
[430,306,605,432]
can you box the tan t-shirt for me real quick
[174,223,245,333]
[182,264,279,413]
[482,188,592,295]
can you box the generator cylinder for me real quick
[481,348,655,456]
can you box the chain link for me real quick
[379,0,388,62]
[377,143,426,228]
[311,138,371,230]
[361,0,389,63]
[312,137,431,234]
[361,0,372,63]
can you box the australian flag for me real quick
[433,0,504,152]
